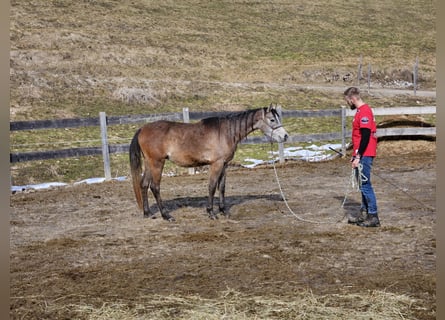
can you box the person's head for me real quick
[343,87,362,110]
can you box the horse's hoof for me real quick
[163,215,175,222]
[144,213,156,219]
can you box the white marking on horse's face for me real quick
[270,126,289,142]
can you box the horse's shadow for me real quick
[147,193,283,216]
[145,194,361,218]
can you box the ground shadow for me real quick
[147,193,283,217]
[334,196,361,217]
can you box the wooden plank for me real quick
[109,144,129,154]
[376,127,436,137]
[107,112,182,125]
[345,106,436,117]
[284,132,344,143]
[10,117,99,131]
[241,132,344,144]
[188,111,233,120]
[10,147,102,163]
[282,109,342,118]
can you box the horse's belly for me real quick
[168,152,211,167]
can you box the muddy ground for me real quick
[10,140,436,319]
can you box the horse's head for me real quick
[255,104,289,143]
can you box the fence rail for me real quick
[10,106,436,179]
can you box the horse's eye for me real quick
[270,118,275,122]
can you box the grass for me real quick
[10,0,436,185]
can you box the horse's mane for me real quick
[201,108,264,144]
[201,108,262,126]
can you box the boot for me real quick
[357,213,380,227]
[347,208,367,224]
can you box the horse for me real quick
[129,104,289,221]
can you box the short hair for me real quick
[344,87,360,97]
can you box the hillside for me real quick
[10,0,436,120]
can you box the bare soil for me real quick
[10,140,436,319]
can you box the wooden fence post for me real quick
[183,108,195,175]
[99,112,112,180]
[341,106,347,157]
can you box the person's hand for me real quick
[351,156,360,168]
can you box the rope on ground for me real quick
[270,143,347,224]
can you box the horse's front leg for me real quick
[206,183,218,220]
[207,161,225,219]
[218,164,229,217]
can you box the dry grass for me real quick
[10,0,436,119]
[67,289,422,320]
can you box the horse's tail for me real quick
[129,128,143,210]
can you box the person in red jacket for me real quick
[344,87,380,227]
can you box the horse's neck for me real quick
[229,111,257,144]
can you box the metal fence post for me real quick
[99,112,112,180]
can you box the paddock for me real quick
[10,140,436,319]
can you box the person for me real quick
[343,87,380,227]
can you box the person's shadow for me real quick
[334,196,361,218]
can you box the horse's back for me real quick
[137,120,226,166]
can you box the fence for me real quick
[10,106,436,180]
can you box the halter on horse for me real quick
[129,104,288,221]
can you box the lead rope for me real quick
[269,143,347,224]
[340,163,366,209]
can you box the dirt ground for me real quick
[10,140,436,319]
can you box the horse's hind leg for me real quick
[150,160,175,222]
[141,170,154,218]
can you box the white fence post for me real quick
[277,105,285,164]
[341,106,347,157]
[183,108,195,175]
[367,63,371,93]
[99,112,112,181]
[413,56,418,96]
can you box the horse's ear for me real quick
[267,103,274,111]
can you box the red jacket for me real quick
[352,104,377,157]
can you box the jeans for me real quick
[357,156,378,215]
